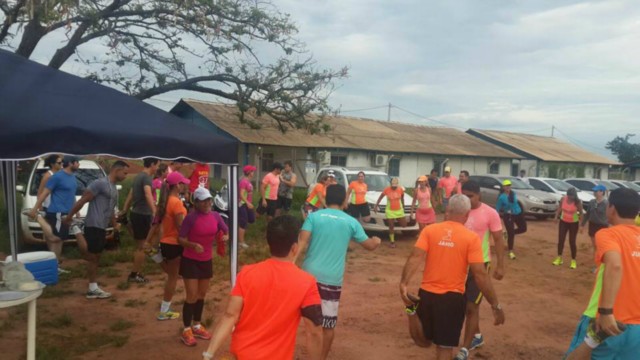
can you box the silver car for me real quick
[469,175,559,219]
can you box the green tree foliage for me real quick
[0,0,347,133]
[605,134,640,164]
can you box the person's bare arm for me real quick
[120,189,133,216]
[36,172,52,207]
[359,236,381,251]
[29,188,52,218]
[303,316,323,360]
[399,247,426,305]
[470,262,505,325]
[260,181,267,206]
[343,188,353,209]
[64,190,95,225]
[295,230,312,264]
[204,296,243,359]
[490,230,506,280]
[596,251,624,336]
[410,190,417,215]
[283,173,297,187]
[318,192,326,208]
[555,197,564,222]
[374,193,385,212]
[178,236,203,253]
[143,185,156,216]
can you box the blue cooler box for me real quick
[6,251,58,285]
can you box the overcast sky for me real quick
[243,0,638,160]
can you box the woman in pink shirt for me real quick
[410,175,436,230]
[178,187,229,346]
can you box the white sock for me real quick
[193,324,201,330]
[475,333,482,338]
[160,300,171,313]
[89,283,98,291]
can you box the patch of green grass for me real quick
[58,264,85,281]
[124,299,147,308]
[36,344,67,360]
[142,260,162,275]
[100,267,122,278]
[41,313,73,328]
[109,319,135,332]
[40,287,75,299]
[117,281,130,290]
[100,247,133,266]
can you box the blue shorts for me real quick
[565,315,640,360]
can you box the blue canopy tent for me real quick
[0,49,241,288]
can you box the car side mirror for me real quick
[16,184,25,194]
[493,185,500,190]
[116,184,122,191]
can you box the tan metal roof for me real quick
[179,99,520,158]
[467,129,618,165]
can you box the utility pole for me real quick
[551,125,555,137]
[387,103,391,122]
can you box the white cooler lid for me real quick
[5,251,57,263]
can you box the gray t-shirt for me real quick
[278,171,294,199]
[582,199,609,226]
[85,178,118,229]
[132,172,153,215]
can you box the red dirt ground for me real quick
[2,216,597,359]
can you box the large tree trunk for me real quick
[15,19,46,58]
[48,22,91,69]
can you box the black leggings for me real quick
[503,213,527,251]
[558,221,579,259]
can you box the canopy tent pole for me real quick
[0,161,18,257]
[228,165,239,286]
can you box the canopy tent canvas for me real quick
[0,49,241,287]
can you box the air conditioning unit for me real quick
[374,154,389,167]
[315,151,331,165]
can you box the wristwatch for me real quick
[202,351,213,359]
[492,303,503,311]
[598,307,613,315]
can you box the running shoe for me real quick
[58,267,70,274]
[508,251,516,260]
[191,325,212,340]
[128,273,149,283]
[86,288,112,299]
[181,328,197,346]
[157,310,180,321]
[454,347,469,360]
[552,256,563,266]
[570,260,577,269]
[469,334,484,350]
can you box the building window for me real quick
[433,158,446,175]
[261,153,274,171]
[388,158,401,177]
[330,154,347,167]
[488,160,500,175]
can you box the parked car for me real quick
[564,178,619,196]
[16,159,117,245]
[524,177,595,211]
[608,180,640,195]
[309,167,419,233]
[469,175,559,219]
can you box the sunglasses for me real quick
[55,161,62,164]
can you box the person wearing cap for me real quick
[178,187,229,346]
[375,177,408,248]
[410,175,436,230]
[63,161,129,299]
[258,162,283,221]
[238,165,257,249]
[437,166,458,210]
[147,171,191,320]
[495,179,527,260]
[29,155,81,272]
[121,157,160,283]
[580,185,609,272]
[553,187,584,269]
[344,171,372,224]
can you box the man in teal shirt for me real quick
[297,184,381,360]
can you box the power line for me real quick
[552,126,607,152]
[391,104,466,130]
[339,105,389,113]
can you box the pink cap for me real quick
[243,165,257,174]
[166,171,190,185]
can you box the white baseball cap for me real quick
[193,187,213,201]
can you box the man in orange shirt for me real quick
[565,188,640,360]
[203,215,323,360]
[399,194,505,360]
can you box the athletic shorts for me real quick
[565,315,640,360]
[317,282,342,329]
[238,204,256,229]
[588,222,608,237]
[44,212,70,240]
[84,227,107,254]
[417,289,466,348]
[385,208,405,220]
[277,196,292,211]
[256,199,278,217]
[160,243,182,261]
[347,203,370,218]
[130,212,152,240]
[465,262,490,304]
[179,257,213,279]
[416,207,436,225]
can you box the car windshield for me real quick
[498,177,534,190]
[623,181,640,192]
[546,179,574,192]
[30,168,105,196]
[346,173,390,192]
[597,180,619,191]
